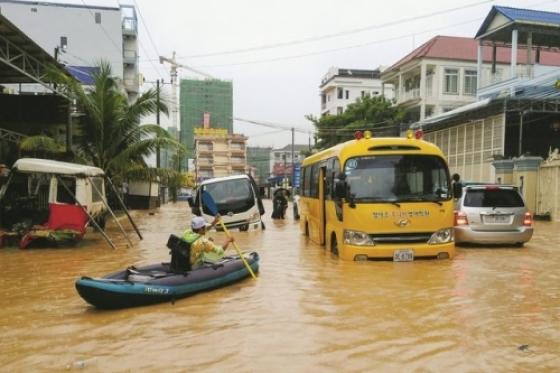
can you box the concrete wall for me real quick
[536,160,560,221]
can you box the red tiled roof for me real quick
[388,35,560,71]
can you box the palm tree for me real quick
[50,61,181,178]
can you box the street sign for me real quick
[292,163,301,188]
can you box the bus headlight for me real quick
[428,228,454,244]
[344,230,374,246]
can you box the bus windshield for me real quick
[344,155,450,203]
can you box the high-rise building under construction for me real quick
[179,79,233,162]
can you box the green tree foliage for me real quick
[48,61,182,179]
[306,95,405,149]
[19,135,65,157]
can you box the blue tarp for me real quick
[65,66,99,85]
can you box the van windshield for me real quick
[344,155,450,202]
[202,178,255,214]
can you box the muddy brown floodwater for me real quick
[1,200,559,371]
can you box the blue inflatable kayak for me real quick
[76,252,259,309]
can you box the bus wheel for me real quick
[330,234,339,256]
[239,224,249,232]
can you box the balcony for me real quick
[123,49,137,65]
[196,158,213,166]
[123,77,139,93]
[231,157,246,164]
[230,147,245,155]
[122,18,137,36]
[399,88,420,104]
[197,146,213,153]
[477,65,559,100]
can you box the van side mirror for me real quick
[187,195,194,207]
[334,172,347,199]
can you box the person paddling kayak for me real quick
[182,215,235,268]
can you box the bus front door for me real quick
[319,166,326,245]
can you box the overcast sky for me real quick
[40,0,560,148]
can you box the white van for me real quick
[189,174,265,231]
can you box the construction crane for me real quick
[159,51,216,132]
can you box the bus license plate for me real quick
[393,249,414,262]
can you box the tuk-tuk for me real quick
[0,158,108,248]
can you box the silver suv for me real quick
[454,185,533,246]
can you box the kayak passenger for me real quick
[182,215,235,268]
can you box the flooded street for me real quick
[1,200,559,372]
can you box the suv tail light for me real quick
[454,211,469,226]
[523,212,533,226]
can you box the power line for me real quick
[173,0,493,60]
[189,17,482,68]
[132,0,167,80]
[79,0,123,54]
[234,117,313,134]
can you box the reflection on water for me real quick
[1,201,559,371]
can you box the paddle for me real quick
[201,191,257,280]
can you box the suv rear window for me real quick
[464,189,524,208]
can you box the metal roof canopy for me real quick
[476,6,560,49]
[412,97,560,132]
[0,13,71,100]
[13,158,105,177]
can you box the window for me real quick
[309,164,320,198]
[302,166,312,197]
[361,90,366,98]
[325,157,340,200]
[464,70,477,95]
[91,177,104,202]
[464,189,524,208]
[344,155,450,201]
[444,68,458,94]
[57,177,76,204]
[337,106,343,115]
[345,90,349,99]
[202,179,254,214]
[95,12,101,24]
[337,87,343,99]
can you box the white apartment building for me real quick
[320,67,393,116]
[0,0,139,100]
[381,35,560,123]
[269,144,308,180]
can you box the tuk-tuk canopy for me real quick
[12,158,105,177]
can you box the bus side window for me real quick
[309,164,319,198]
[331,158,340,199]
[303,166,312,197]
[325,158,333,199]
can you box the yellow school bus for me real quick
[299,130,455,261]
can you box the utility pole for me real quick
[159,52,216,173]
[291,127,295,190]
[156,79,160,168]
